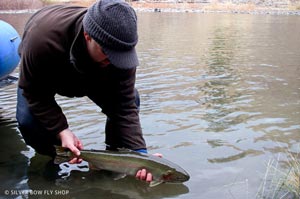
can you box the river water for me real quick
[0,11,299,199]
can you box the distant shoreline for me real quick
[130,2,300,15]
[0,0,299,15]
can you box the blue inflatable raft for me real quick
[0,20,21,80]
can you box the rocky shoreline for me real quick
[129,1,300,15]
[134,9,300,15]
[0,0,299,15]
[132,5,300,15]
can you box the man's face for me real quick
[84,31,110,67]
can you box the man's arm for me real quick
[19,46,82,155]
[89,67,147,150]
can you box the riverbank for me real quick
[131,1,300,15]
[0,0,300,15]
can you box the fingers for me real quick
[69,157,83,164]
[146,173,152,182]
[153,153,163,158]
[68,144,81,156]
[136,169,153,182]
[136,170,142,178]
[136,169,146,180]
[58,128,83,157]
[135,152,163,183]
[67,137,83,164]
[76,139,83,150]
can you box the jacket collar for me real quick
[70,24,95,74]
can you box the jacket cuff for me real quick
[134,149,148,154]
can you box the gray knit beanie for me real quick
[83,0,139,69]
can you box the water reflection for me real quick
[26,155,189,199]
[207,139,263,163]
[200,24,241,133]
[0,121,31,195]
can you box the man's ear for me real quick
[83,31,91,42]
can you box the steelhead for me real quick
[55,146,190,187]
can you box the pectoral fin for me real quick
[149,180,164,187]
[54,146,72,164]
[54,155,69,164]
[113,173,127,180]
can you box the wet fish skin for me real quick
[55,146,190,187]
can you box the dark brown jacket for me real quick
[18,5,146,150]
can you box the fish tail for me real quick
[54,145,72,164]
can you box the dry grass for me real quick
[129,1,300,13]
[284,152,300,197]
[288,2,300,10]
[0,0,94,10]
[130,1,259,12]
[0,0,44,10]
[1,0,298,12]
[63,0,95,7]
[256,151,300,199]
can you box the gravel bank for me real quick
[0,0,299,15]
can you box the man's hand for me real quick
[135,153,163,182]
[57,128,83,164]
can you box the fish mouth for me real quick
[181,172,190,182]
[179,176,190,182]
[177,170,190,182]
[170,174,190,183]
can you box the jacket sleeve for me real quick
[89,67,147,150]
[18,40,69,136]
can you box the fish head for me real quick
[162,168,190,183]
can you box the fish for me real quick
[55,146,190,187]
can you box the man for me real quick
[17,0,155,182]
